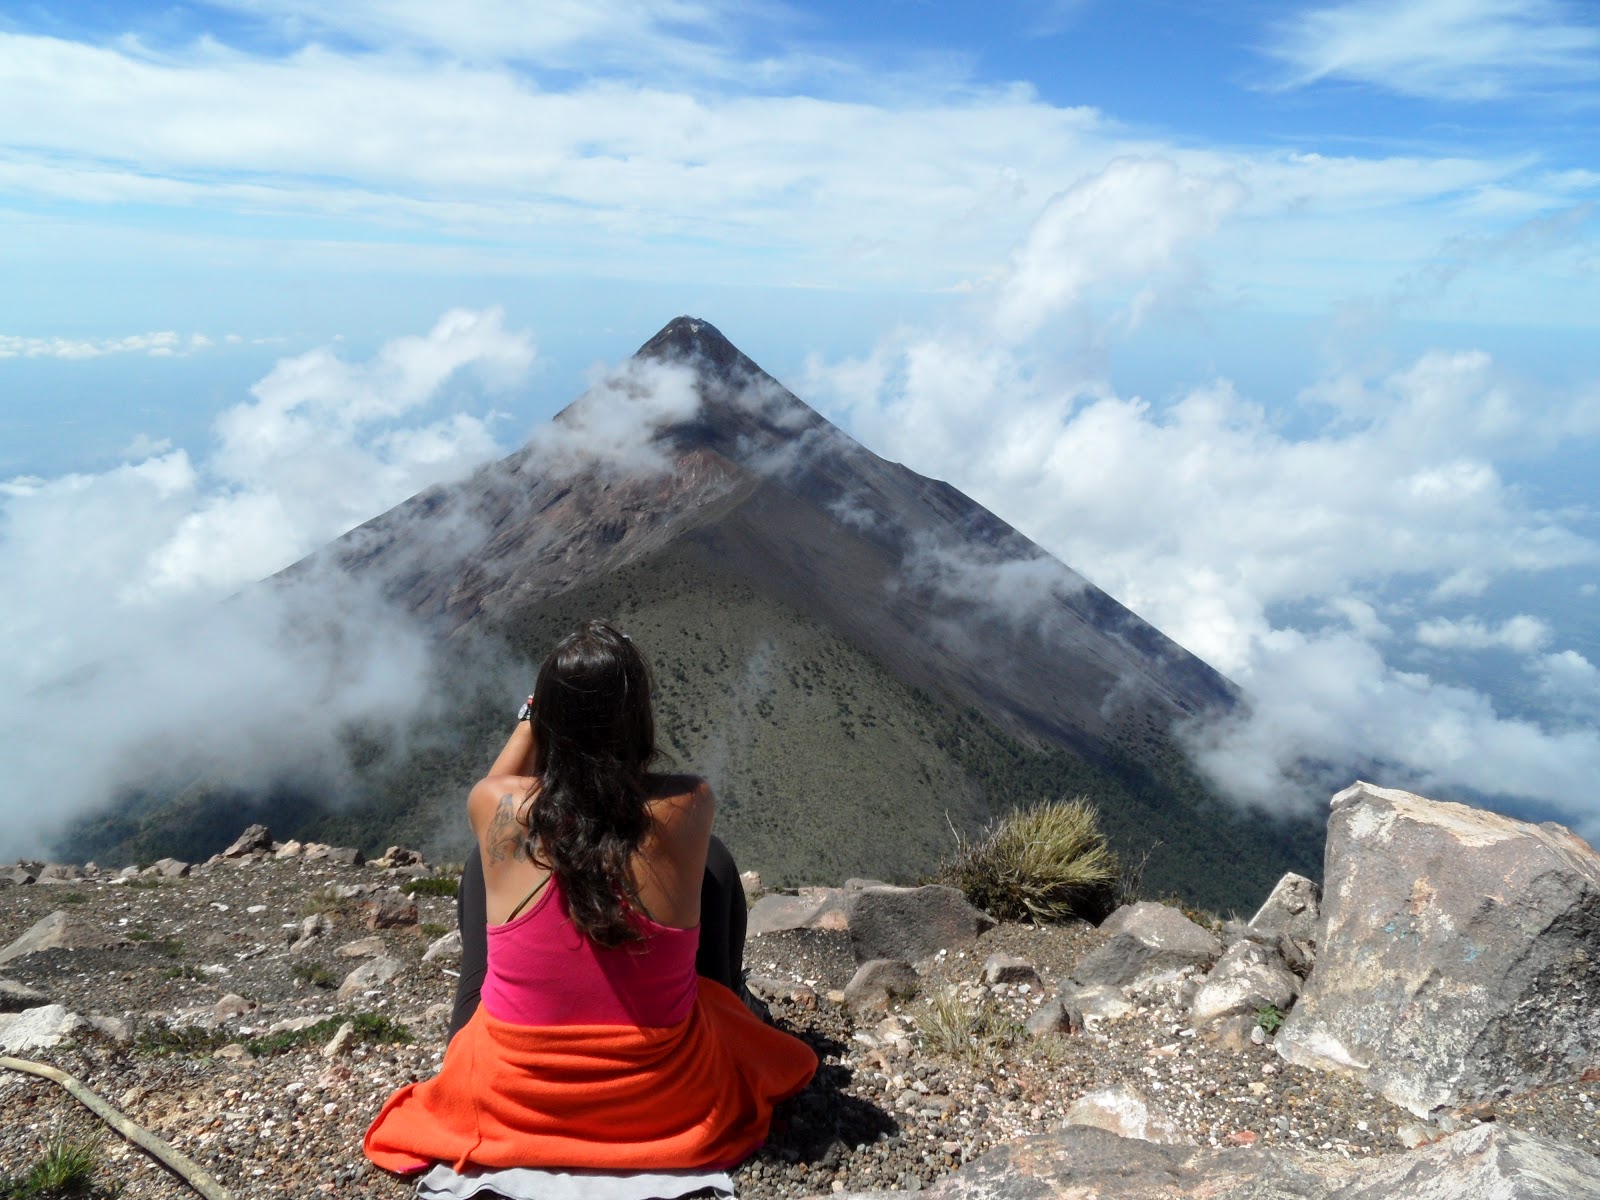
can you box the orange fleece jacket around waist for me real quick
[364,978,818,1175]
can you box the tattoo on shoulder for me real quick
[485,794,527,864]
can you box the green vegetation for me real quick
[137,1012,410,1058]
[402,876,459,899]
[293,961,339,990]
[919,987,1025,1069]
[938,796,1117,924]
[420,922,450,939]
[55,892,89,905]
[123,877,163,890]
[0,1129,103,1200]
[1257,1004,1286,1036]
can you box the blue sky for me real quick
[2,0,1599,849]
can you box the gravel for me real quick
[2,861,1596,1200]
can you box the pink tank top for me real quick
[480,874,700,1028]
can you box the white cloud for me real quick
[988,158,1246,343]
[1533,649,1600,720]
[0,309,534,856]
[0,330,187,359]
[527,356,703,478]
[0,22,1592,321]
[1414,614,1553,652]
[1268,0,1600,101]
[806,168,1600,834]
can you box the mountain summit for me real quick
[81,318,1317,904]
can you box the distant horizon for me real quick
[3,1,1598,847]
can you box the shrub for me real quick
[919,987,1023,1069]
[402,876,459,899]
[938,796,1117,923]
[0,1127,102,1199]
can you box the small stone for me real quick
[336,936,387,959]
[361,890,418,930]
[336,956,404,1001]
[982,952,1041,987]
[213,993,257,1021]
[322,1020,356,1058]
[422,930,463,963]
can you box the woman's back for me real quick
[481,872,699,1028]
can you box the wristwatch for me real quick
[516,695,535,722]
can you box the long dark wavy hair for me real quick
[523,621,659,946]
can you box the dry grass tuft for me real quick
[938,796,1117,924]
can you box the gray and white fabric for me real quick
[415,1163,734,1200]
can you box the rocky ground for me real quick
[2,850,1596,1200]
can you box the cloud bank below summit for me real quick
[807,157,1600,838]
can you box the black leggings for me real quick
[448,835,747,1041]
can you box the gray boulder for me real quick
[822,1123,1600,1200]
[1190,940,1299,1028]
[36,863,85,883]
[1249,871,1322,945]
[0,910,127,966]
[1277,781,1600,1118]
[845,885,994,965]
[1070,902,1220,989]
[149,857,191,878]
[747,888,849,937]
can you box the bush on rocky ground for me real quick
[938,797,1117,924]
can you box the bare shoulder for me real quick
[468,775,537,859]
[645,774,715,829]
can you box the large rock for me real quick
[1190,940,1299,1028]
[821,1123,1600,1200]
[0,1004,86,1053]
[1277,782,1600,1117]
[1070,902,1220,989]
[747,888,849,937]
[222,824,273,857]
[845,885,995,965]
[1249,871,1322,945]
[0,910,127,966]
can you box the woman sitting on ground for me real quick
[365,621,816,1177]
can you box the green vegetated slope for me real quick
[60,546,1320,912]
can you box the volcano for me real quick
[72,319,1320,906]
